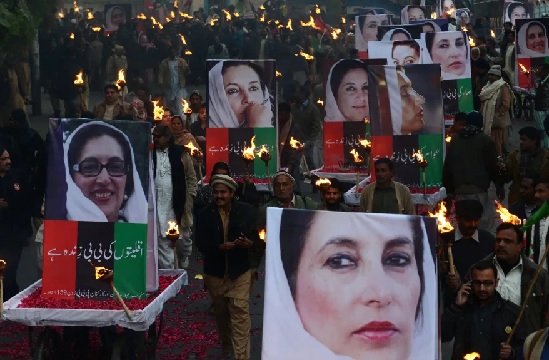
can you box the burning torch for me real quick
[88,260,133,320]
[166,221,180,269]
[413,150,429,196]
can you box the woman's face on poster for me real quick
[336,67,369,122]
[362,15,389,41]
[459,12,469,24]
[391,31,411,41]
[392,45,420,65]
[294,212,421,360]
[398,72,425,134]
[111,7,126,26]
[526,24,546,54]
[408,8,425,22]
[430,32,467,76]
[72,135,127,222]
[510,5,527,25]
[442,0,455,16]
[422,23,436,33]
[223,64,264,123]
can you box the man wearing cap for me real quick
[153,124,197,269]
[196,174,262,360]
[443,111,500,233]
[105,44,128,85]
[479,65,512,156]
[257,171,318,228]
[319,178,352,212]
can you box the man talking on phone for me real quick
[442,259,526,360]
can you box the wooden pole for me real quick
[448,244,455,275]
[110,282,134,321]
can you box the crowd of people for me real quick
[2,1,549,359]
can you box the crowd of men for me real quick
[2,2,549,359]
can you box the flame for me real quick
[184,141,200,156]
[184,50,192,55]
[431,11,437,19]
[74,70,84,85]
[286,19,293,30]
[222,9,232,21]
[92,26,102,32]
[413,150,425,163]
[87,11,94,20]
[469,37,475,47]
[350,149,364,163]
[165,17,171,23]
[276,71,282,77]
[519,63,529,74]
[300,16,317,28]
[259,229,266,241]
[179,12,193,19]
[70,33,75,40]
[166,220,179,236]
[316,99,324,106]
[73,1,79,12]
[315,178,332,187]
[495,201,522,225]
[359,138,371,148]
[182,98,192,114]
[428,202,454,233]
[58,11,64,18]
[152,100,165,121]
[116,69,126,90]
[170,11,175,18]
[331,28,342,40]
[446,135,452,143]
[174,0,179,8]
[151,17,164,29]
[234,12,240,17]
[179,34,187,45]
[137,13,147,19]
[463,353,480,360]
[315,4,321,14]
[461,25,467,32]
[289,137,304,150]
[258,144,270,158]
[364,117,370,123]
[242,136,256,161]
[210,18,219,26]
[297,50,314,61]
[259,4,265,10]
[94,266,111,280]
[260,13,265,22]
[490,29,495,38]
[341,16,346,24]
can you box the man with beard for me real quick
[442,259,524,360]
[196,174,262,360]
[318,178,351,212]
[489,223,549,335]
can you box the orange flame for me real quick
[490,29,495,38]
[300,16,317,28]
[116,69,126,90]
[70,33,75,40]
[242,136,256,161]
[315,4,321,14]
[94,266,111,280]
[469,37,475,47]
[286,19,293,30]
[259,4,265,10]
[519,63,529,74]
[137,13,147,19]
[431,12,437,19]
[259,229,266,241]
[341,16,346,24]
[258,144,269,157]
[184,141,201,156]
[170,11,176,18]
[87,11,94,20]
[210,18,219,26]
[152,100,164,121]
[359,138,371,148]
[331,28,342,40]
[151,16,164,29]
[350,149,364,163]
[495,201,522,225]
[184,50,192,55]
[166,220,179,236]
[316,99,324,106]
[413,150,426,163]
[58,11,64,18]
[315,178,332,187]
[234,12,240,17]
[297,50,314,61]
[174,0,179,8]
[182,99,192,114]
[276,71,282,77]
[446,135,452,143]
[260,13,265,22]
[73,1,79,12]
[222,9,232,21]
[428,202,454,233]
[179,12,193,19]
[289,137,304,150]
[74,70,84,85]
[92,26,102,32]
[463,353,480,360]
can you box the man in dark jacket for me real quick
[196,174,262,360]
[0,145,33,300]
[443,111,499,233]
[442,259,525,360]
[318,178,352,212]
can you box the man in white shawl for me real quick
[479,65,512,156]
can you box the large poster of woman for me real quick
[515,18,549,88]
[503,1,532,27]
[262,208,438,360]
[104,4,131,33]
[422,31,471,81]
[208,60,276,128]
[377,24,423,41]
[367,40,423,66]
[355,13,393,53]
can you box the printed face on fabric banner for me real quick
[43,119,150,299]
[410,19,449,33]
[438,0,456,18]
[368,40,424,67]
[504,1,532,27]
[422,31,471,81]
[355,14,393,52]
[516,18,549,58]
[207,59,276,129]
[400,5,429,25]
[455,8,471,28]
[377,24,423,42]
[104,4,131,32]
[262,208,438,360]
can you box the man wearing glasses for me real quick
[152,124,196,269]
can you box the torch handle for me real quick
[110,282,134,321]
[266,164,272,192]
[301,153,310,175]
[198,166,203,188]
[0,278,3,316]
[506,243,549,344]
[173,241,179,270]
[447,245,455,275]
[422,169,427,196]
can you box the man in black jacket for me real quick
[196,174,262,360]
[0,145,33,300]
[442,259,525,360]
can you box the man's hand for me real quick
[0,198,8,209]
[455,281,471,307]
[446,271,461,290]
[219,242,236,251]
[234,235,253,249]
[246,103,272,128]
[499,342,513,359]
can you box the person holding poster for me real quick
[65,121,148,223]
[517,20,549,57]
[325,59,369,122]
[505,2,529,26]
[262,208,437,360]
[208,60,275,128]
[425,31,470,80]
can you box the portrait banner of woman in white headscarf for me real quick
[262,208,438,360]
[355,13,393,53]
[410,19,448,33]
[504,1,532,27]
[516,18,549,58]
[377,25,423,42]
[400,5,428,25]
[368,40,423,67]
[207,60,276,128]
[422,31,471,81]
[104,4,130,33]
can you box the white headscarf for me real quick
[381,28,413,41]
[419,20,442,32]
[504,2,530,26]
[208,60,273,128]
[422,31,471,80]
[64,121,148,223]
[517,21,549,58]
[354,13,390,52]
[262,209,437,360]
[324,59,369,122]
[105,6,125,32]
[401,6,426,25]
